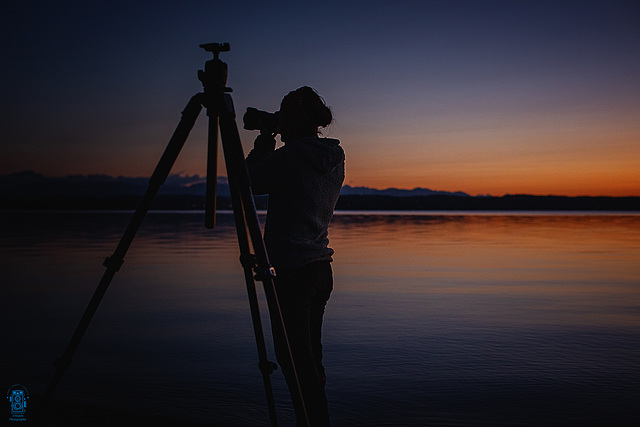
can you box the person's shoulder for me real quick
[319,137,344,156]
[321,137,340,147]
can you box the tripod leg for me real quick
[204,110,219,229]
[227,183,279,426]
[36,94,204,424]
[217,93,310,426]
[208,93,278,426]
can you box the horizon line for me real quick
[2,170,639,199]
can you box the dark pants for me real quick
[272,260,333,427]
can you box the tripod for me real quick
[36,43,308,427]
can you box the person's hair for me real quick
[298,86,332,128]
[284,86,333,130]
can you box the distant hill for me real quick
[0,172,466,199]
[340,185,469,197]
[1,171,639,211]
[0,171,226,198]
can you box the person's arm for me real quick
[245,133,277,195]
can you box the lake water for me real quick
[1,211,640,426]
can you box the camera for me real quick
[10,390,26,414]
[243,107,280,134]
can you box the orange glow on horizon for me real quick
[344,165,640,197]
[339,117,640,197]
[345,148,640,196]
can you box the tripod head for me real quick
[200,42,230,58]
[198,42,232,93]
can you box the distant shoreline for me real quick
[2,194,639,211]
[335,194,640,211]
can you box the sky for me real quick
[1,0,639,196]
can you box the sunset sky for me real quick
[2,1,639,196]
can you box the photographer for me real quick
[245,86,345,426]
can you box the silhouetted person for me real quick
[246,86,345,426]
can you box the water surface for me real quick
[1,211,639,426]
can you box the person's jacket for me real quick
[246,134,345,269]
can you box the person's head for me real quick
[279,86,332,143]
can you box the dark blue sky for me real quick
[2,0,639,195]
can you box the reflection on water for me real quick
[1,211,639,426]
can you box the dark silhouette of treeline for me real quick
[2,194,639,211]
[335,194,640,211]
